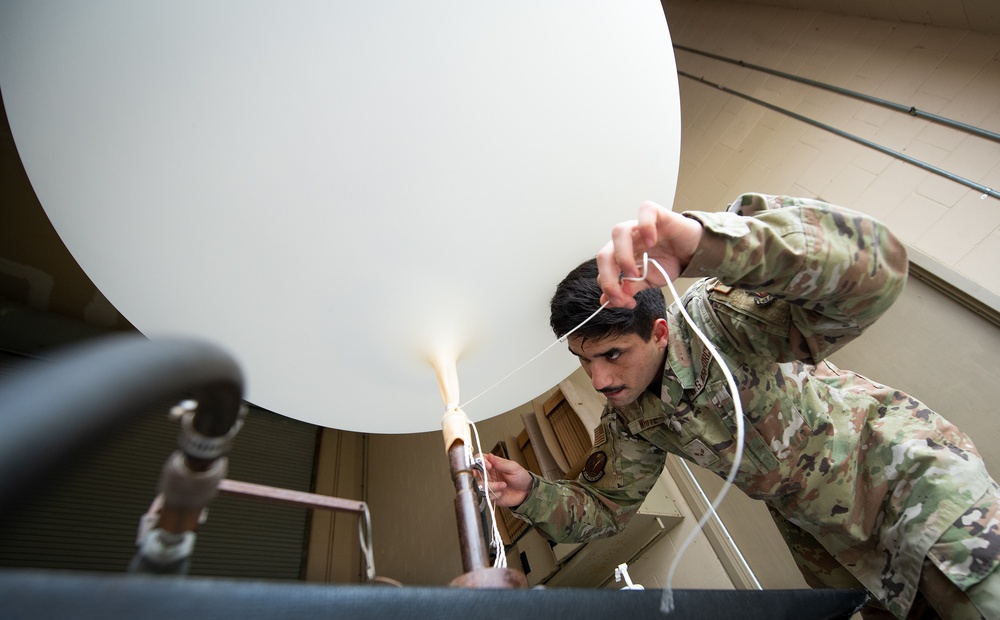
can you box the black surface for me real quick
[1,570,869,620]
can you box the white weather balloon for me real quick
[0,2,680,433]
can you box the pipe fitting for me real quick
[159,450,228,509]
[176,402,246,460]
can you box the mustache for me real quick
[599,385,627,394]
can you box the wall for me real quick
[305,428,367,583]
[659,0,1000,588]
[715,0,1000,36]
[665,0,1000,298]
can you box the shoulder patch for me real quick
[581,451,608,483]
[593,424,607,448]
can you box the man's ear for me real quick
[652,318,669,346]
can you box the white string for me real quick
[632,255,744,615]
[458,300,610,410]
[358,502,377,582]
[468,417,508,569]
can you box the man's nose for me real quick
[590,362,613,391]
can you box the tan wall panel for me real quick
[661,0,1000,588]
[306,428,366,583]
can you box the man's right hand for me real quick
[479,452,534,508]
[596,200,704,308]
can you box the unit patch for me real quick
[683,439,719,467]
[582,451,608,483]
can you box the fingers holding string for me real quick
[598,200,705,308]
[597,219,652,308]
[476,452,508,497]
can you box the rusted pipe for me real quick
[448,442,490,573]
[217,479,366,514]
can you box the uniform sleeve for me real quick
[511,409,665,544]
[679,193,908,363]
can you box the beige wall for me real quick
[663,0,1000,474]
[714,0,1000,36]
[660,0,1000,589]
[305,428,367,583]
[665,0,1000,298]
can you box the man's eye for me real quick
[607,350,622,361]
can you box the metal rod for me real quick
[677,70,999,201]
[448,443,490,573]
[674,44,1000,143]
[217,478,367,514]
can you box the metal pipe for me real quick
[0,334,244,506]
[217,478,367,514]
[448,442,490,573]
[677,70,1000,201]
[674,44,1000,143]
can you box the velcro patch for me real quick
[683,439,718,467]
[582,451,608,483]
[593,425,607,448]
[628,416,666,434]
[694,347,713,393]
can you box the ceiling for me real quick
[699,0,1000,37]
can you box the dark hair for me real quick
[549,258,666,342]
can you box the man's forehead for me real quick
[567,332,636,355]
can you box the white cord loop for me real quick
[467,418,507,569]
[358,502,377,582]
[639,254,744,615]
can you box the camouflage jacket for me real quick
[514,194,994,617]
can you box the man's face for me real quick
[566,319,669,407]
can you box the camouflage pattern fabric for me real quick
[514,194,999,619]
[768,499,1000,619]
[928,480,1000,591]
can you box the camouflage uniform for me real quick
[514,194,1000,618]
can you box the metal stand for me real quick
[444,434,527,588]
[433,356,527,588]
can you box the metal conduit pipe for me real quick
[674,44,1000,144]
[677,70,1000,202]
[0,334,245,573]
